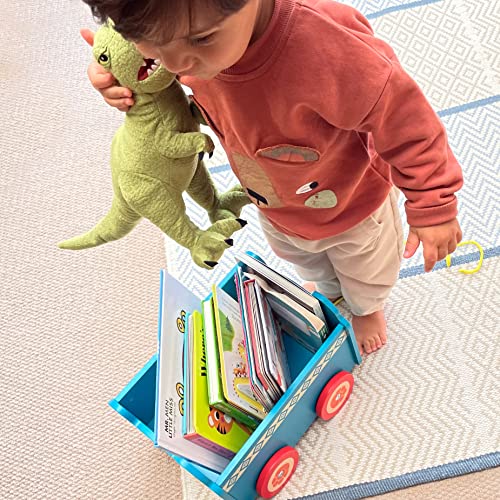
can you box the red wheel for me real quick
[316,371,354,420]
[256,446,299,498]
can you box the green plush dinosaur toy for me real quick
[58,23,249,269]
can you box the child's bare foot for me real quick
[303,282,386,355]
[351,310,387,356]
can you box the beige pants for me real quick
[258,189,404,316]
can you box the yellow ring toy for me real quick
[445,240,484,275]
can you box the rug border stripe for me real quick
[438,95,500,117]
[399,245,498,279]
[366,0,443,20]
[294,452,500,500]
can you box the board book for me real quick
[184,310,252,458]
[211,284,268,421]
[155,271,229,473]
[202,298,260,429]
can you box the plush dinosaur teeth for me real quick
[138,58,158,81]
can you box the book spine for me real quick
[202,298,226,408]
[154,269,166,445]
[184,434,235,460]
[211,400,258,429]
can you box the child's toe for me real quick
[357,341,364,356]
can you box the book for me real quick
[234,268,275,412]
[155,271,229,473]
[182,313,193,437]
[184,310,252,458]
[238,274,291,405]
[211,284,268,421]
[243,279,280,408]
[235,251,327,324]
[202,298,260,429]
[248,272,328,352]
[253,278,291,395]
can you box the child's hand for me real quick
[81,28,135,112]
[404,218,463,272]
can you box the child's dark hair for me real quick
[83,0,249,44]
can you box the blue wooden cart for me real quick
[110,259,362,499]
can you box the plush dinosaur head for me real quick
[93,22,176,94]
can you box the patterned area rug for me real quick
[166,0,500,498]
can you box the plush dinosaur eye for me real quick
[99,54,109,63]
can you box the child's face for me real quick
[135,0,266,80]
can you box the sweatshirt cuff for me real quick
[405,197,458,227]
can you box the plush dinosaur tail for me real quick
[58,198,141,250]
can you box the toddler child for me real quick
[82,0,463,355]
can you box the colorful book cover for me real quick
[255,281,292,394]
[202,298,260,429]
[155,271,229,473]
[235,250,327,323]
[249,273,328,352]
[252,280,287,401]
[184,310,252,458]
[243,279,276,410]
[211,284,268,421]
[235,269,276,411]
[182,313,192,437]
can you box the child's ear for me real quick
[80,28,95,47]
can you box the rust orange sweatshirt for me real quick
[183,0,463,240]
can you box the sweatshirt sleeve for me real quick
[356,61,463,227]
[300,1,463,227]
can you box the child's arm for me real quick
[81,28,134,112]
[316,49,464,272]
[353,63,464,272]
[296,4,464,272]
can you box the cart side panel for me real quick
[174,457,234,499]
[313,292,362,365]
[109,355,157,442]
[219,328,356,499]
[110,357,228,496]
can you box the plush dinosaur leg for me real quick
[185,157,219,217]
[194,218,248,267]
[187,158,251,223]
[156,130,214,158]
[119,172,243,269]
[215,184,251,220]
[58,197,141,249]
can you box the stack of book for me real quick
[155,253,328,472]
